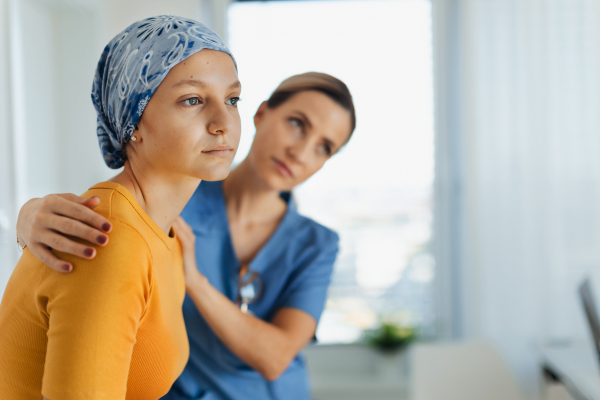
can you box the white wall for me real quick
[0,0,111,296]
[0,0,18,293]
[20,0,61,198]
[8,0,111,199]
[104,0,201,37]
[103,0,230,39]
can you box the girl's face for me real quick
[248,90,352,191]
[131,49,241,182]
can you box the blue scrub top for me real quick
[163,180,339,400]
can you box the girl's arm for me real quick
[173,217,318,381]
[16,194,113,272]
[34,218,150,400]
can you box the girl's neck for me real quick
[222,158,286,225]
[110,160,201,235]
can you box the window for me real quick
[228,0,435,343]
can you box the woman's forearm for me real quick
[186,272,312,381]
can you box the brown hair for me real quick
[266,72,356,144]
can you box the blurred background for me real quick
[1,0,600,399]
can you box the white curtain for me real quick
[435,0,600,396]
[0,0,18,293]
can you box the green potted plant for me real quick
[364,320,417,353]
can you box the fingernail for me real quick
[97,235,108,245]
[102,223,112,232]
[63,264,72,272]
[84,248,94,258]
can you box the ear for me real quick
[253,101,269,128]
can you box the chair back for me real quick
[411,341,524,400]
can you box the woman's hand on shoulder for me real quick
[172,216,202,287]
[17,194,112,273]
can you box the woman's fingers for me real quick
[38,230,97,260]
[80,195,102,210]
[174,218,194,244]
[179,216,193,232]
[173,216,183,228]
[173,219,198,280]
[48,214,109,247]
[17,193,112,273]
[58,193,101,210]
[173,217,187,235]
[174,216,194,237]
[53,194,112,233]
[173,219,195,256]
[172,219,185,241]
[28,244,74,273]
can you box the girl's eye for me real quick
[181,97,200,107]
[318,143,332,157]
[226,97,240,106]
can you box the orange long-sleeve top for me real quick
[0,182,189,400]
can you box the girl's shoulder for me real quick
[84,181,173,256]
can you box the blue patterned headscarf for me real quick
[92,15,236,169]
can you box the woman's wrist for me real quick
[185,269,208,293]
[16,197,41,249]
[16,198,39,250]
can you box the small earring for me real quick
[131,135,137,142]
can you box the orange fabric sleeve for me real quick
[39,219,152,400]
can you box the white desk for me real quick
[541,342,600,400]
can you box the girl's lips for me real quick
[202,145,234,157]
[202,149,233,157]
[273,158,293,178]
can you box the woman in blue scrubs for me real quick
[15,72,356,400]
